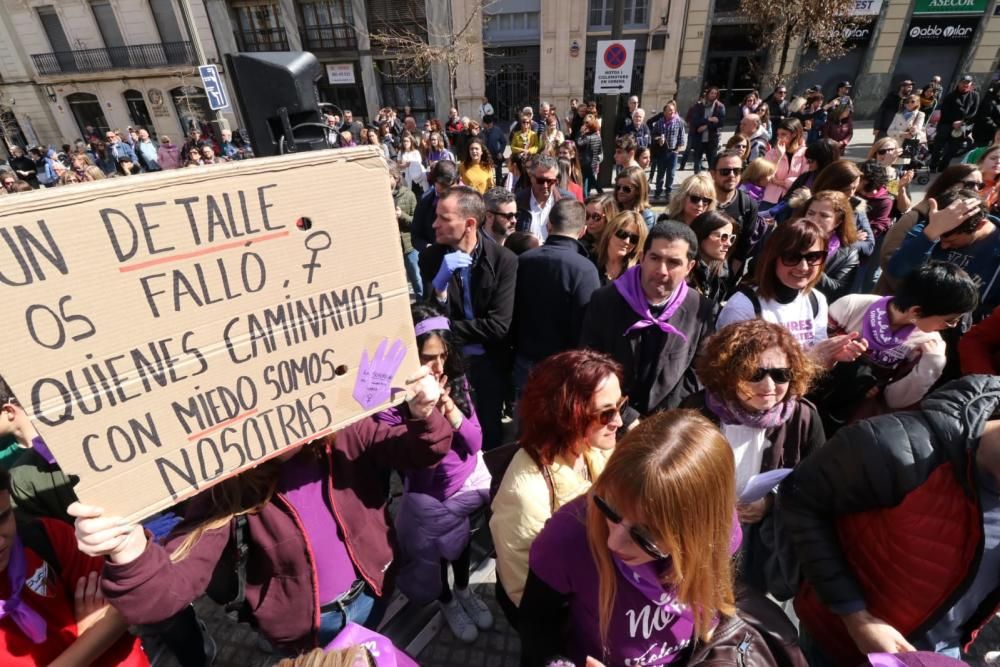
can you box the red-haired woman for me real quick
[490,350,624,626]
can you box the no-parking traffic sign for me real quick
[594,40,635,94]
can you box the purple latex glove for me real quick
[353,338,407,410]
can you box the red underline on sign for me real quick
[287,428,334,450]
[118,230,291,273]
[187,409,259,441]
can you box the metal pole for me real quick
[597,0,626,188]
[177,0,228,132]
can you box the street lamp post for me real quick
[597,0,626,188]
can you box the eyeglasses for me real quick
[593,396,628,426]
[535,177,558,187]
[593,495,668,561]
[614,229,640,245]
[489,210,517,221]
[749,367,793,384]
[962,180,986,191]
[877,148,897,155]
[615,184,634,194]
[688,194,713,206]
[586,212,605,221]
[779,250,826,267]
[710,231,738,244]
[716,167,743,176]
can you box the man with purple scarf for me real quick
[580,222,714,426]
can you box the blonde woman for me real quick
[510,113,540,157]
[887,94,926,144]
[519,410,739,666]
[667,172,717,224]
[593,210,648,285]
[614,165,655,228]
[867,136,914,212]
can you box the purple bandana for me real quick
[826,234,841,259]
[0,536,48,643]
[704,390,797,430]
[31,436,57,466]
[861,296,914,367]
[614,266,689,340]
[612,555,694,660]
[414,316,450,337]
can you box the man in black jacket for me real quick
[580,222,713,426]
[512,199,600,393]
[410,160,459,251]
[712,150,760,283]
[419,186,518,449]
[930,76,981,172]
[777,375,1000,665]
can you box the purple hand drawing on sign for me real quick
[353,338,407,410]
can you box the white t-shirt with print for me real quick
[716,289,829,347]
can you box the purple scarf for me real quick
[0,537,48,643]
[704,390,797,430]
[31,436,57,466]
[826,234,841,259]
[613,555,693,652]
[861,296,914,367]
[614,266,689,340]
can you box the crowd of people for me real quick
[2,73,1000,667]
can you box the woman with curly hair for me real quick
[490,350,623,626]
[519,410,741,665]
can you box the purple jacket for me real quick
[101,413,453,652]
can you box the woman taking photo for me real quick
[614,166,655,228]
[592,210,647,285]
[762,118,808,207]
[491,350,623,625]
[70,369,451,653]
[867,136,914,214]
[688,210,737,319]
[666,172,717,225]
[458,137,495,194]
[576,114,604,195]
[383,307,493,643]
[518,410,739,666]
[795,190,861,302]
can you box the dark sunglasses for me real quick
[535,177,558,186]
[586,212,605,221]
[615,184,634,194]
[780,250,826,267]
[877,147,897,155]
[716,167,743,176]
[688,194,713,206]
[594,396,628,426]
[961,180,986,191]
[489,210,517,221]
[593,495,668,560]
[614,229,640,245]
[749,367,793,384]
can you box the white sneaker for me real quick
[441,598,478,643]
[454,586,494,631]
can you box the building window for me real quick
[588,0,648,29]
[483,11,540,43]
[66,92,111,138]
[170,85,212,132]
[300,0,356,49]
[376,60,434,120]
[233,4,289,51]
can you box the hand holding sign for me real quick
[353,338,407,410]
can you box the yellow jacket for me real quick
[489,446,612,606]
[510,130,540,156]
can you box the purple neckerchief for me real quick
[826,234,841,259]
[614,266,689,340]
[612,555,694,647]
[704,390,797,430]
[31,436,57,466]
[861,296,914,367]
[0,536,48,643]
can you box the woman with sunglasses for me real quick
[888,94,927,145]
[613,166,655,229]
[518,410,739,666]
[761,118,807,207]
[592,210,647,286]
[685,319,822,591]
[718,219,867,368]
[582,193,617,251]
[688,210,736,320]
[666,172,716,225]
[814,261,978,434]
[511,113,541,158]
[794,190,861,302]
[876,164,983,292]
[867,136,915,214]
[491,350,623,626]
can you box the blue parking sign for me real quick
[199,64,229,111]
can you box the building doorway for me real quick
[703,26,761,121]
[484,47,540,126]
[66,92,110,138]
[124,89,157,138]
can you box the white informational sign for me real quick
[326,64,356,85]
[593,40,635,94]
[849,0,883,15]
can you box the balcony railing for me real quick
[31,41,195,75]
[235,27,290,52]
[300,23,357,50]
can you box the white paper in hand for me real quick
[739,468,793,504]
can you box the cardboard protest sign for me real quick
[0,147,418,521]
